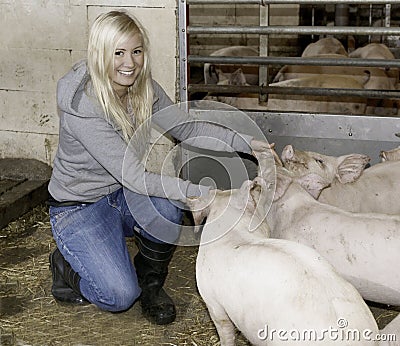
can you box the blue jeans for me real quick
[49,188,183,312]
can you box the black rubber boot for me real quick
[134,233,177,325]
[49,248,89,305]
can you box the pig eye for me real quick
[315,158,324,166]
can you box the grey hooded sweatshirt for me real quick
[48,60,253,204]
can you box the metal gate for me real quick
[178,0,400,187]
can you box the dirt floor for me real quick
[0,204,399,346]
[0,204,251,346]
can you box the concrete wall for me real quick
[0,0,178,166]
[188,4,300,57]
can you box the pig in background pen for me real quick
[197,39,400,116]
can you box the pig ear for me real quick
[361,70,371,86]
[234,180,257,213]
[281,144,295,163]
[247,179,261,214]
[246,178,271,235]
[380,150,388,162]
[296,173,329,199]
[336,154,370,184]
[229,68,247,85]
[186,197,210,226]
[192,208,209,226]
[238,179,266,214]
[380,146,400,162]
[209,65,217,79]
[216,69,228,83]
[274,172,292,201]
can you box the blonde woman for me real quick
[48,10,270,325]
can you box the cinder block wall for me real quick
[188,4,300,56]
[0,0,178,166]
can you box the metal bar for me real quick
[185,110,400,170]
[188,55,400,68]
[385,4,392,28]
[368,4,373,43]
[311,5,315,40]
[178,0,189,107]
[188,25,400,35]
[188,84,400,99]
[188,0,400,4]
[259,3,269,103]
[385,4,397,46]
[188,0,262,3]
[243,111,400,142]
[246,111,400,165]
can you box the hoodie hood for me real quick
[56,60,104,119]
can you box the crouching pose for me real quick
[48,10,268,325]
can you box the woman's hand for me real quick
[250,139,274,152]
[250,140,283,166]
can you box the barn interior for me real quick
[1,0,400,345]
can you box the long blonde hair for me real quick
[87,10,154,143]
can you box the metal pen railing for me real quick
[187,0,399,4]
[179,0,400,105]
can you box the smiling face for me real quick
[111,32,144,98]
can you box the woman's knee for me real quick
[83,276,141,312]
